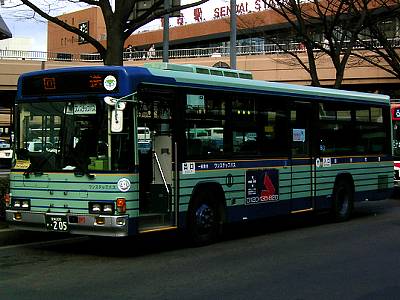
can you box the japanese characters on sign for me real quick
[175,0,269,26]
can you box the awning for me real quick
[0,14,12,40]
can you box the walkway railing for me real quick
[0,39,399,63]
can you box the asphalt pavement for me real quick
[0,220,6,229]
[0,196,399,248]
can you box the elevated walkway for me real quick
[0,48,399,91]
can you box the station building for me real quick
[0,14,13,142]
[46,4,400,98]
[48,5,302,55]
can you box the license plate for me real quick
[45,215,69,232]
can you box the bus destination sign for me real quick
[21,72,119,96]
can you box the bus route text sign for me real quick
[74,103,96,115]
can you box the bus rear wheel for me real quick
[188,190,220,246]
[332,180,353,222]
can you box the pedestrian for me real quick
[147,44,155,60]
[126,44,133,60]
[323,37,330,51]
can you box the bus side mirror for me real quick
[105,96,125,132]
[111,109,123,132]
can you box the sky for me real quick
[0,0,238,52]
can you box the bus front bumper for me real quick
[5,210,130,237]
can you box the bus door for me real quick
[137,93,177,231]
[290,102,315,212]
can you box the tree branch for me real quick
[20,0,106,56]
[124,0,210,37]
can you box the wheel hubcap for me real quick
[338,187,349,214]
[195,204,215,233]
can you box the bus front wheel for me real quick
[188,190,220,246]
[332,180,353,222]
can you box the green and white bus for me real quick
[6,63,393,245]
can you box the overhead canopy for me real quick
[0,14,12,40]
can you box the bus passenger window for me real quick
[186,125,224,157]
[185,94,225,158]
[231,98,257,154]
[233,130,257,153]
[318,103,354,155]
[258,101,288,157]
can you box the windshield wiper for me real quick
[23,165,43,178]
[67,154,95,179]
[22,151,54,178]
[74,168,95,180]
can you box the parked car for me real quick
[0,139,10,149]
[26,141,55,153]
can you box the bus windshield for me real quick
[16,101,132,172]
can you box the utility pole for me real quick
[230,0,237,69]
[163,0,170,63]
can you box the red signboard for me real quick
[392,105,400,120]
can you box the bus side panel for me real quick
[314,157,393,210]
[291,161,314,212]
[178,160,293,226]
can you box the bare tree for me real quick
[355,0,400,79]
[7,0,210,65]
[260,0,372,88]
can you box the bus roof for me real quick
[142,64,389,105]
[17,64,389,105]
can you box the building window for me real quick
[78,21,89,44]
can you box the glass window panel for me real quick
[258,101,288,156]
[356,109,370,122]
[319,123,354,154]
[186,94,225,119]
[337,110,351,121]
[232,98,257,154]
[319,104,336,120]
[185,94,226,158]
[354,123,386,154]
[371,107,383,123]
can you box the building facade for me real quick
[0,14,13,150]
[47,5,306,54]
[48,7,106,54]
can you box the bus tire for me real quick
[187,190,220,246]
[332,179,353,222]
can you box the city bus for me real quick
[5,63,393,245]
[391,99,400,187]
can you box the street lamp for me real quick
[163,0,170,62]
[230,0,237,69]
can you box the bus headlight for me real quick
[91,203,101,213]
[103,204,113,213]
[11,199,30,210]
[88,202,114,215]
